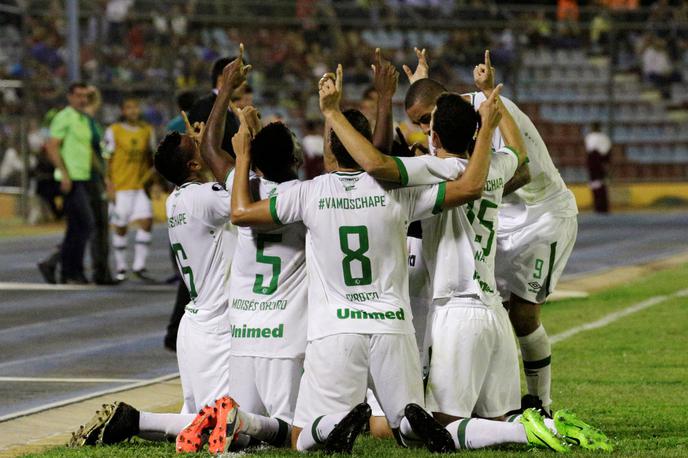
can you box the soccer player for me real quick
[178,49,308,453]
[403,49,579,416]
[104,98,157,282]
[225,65,504,454]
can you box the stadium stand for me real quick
[1,0,687,203]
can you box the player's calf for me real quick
[295,403,371,453]
[208,395,291,454]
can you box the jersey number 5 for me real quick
[339,226,372,286]
[253,234,282,295]
[172,243,198,299]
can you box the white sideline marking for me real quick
[0,282,172,292]
[550,288,688,345]
[0,376,145,383]
[0,372,179,423]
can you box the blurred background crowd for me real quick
[1,0,687,222]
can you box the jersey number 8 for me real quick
[339,226,372,286]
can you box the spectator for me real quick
[585,122,612,213]
[641,35,681,98]
[301,120,325,179]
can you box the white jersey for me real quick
[226,171,308,358]
[466,92,578,232]
[166,181,231,333]
[396,149,519,307]
[273,171,444,341]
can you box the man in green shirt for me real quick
[43,82,97,284]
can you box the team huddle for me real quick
[70,45,612,454]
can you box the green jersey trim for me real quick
[223,167,234,185]
[392,156,409,186]
[432,182,446,214]
[503,146,521,163]
[269,195,282,225]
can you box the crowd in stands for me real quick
[1,0,687,194]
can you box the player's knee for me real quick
[508,295,541,336]
[114,225,128,236]
[138,218,153,232]
[369,416,393,439]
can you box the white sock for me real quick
[506,414,558,435]
[112,232,128,272]
[446,418,527,449]
[132,229,152,272]
[138,412,196,440]
[295,411,349,451]
[237,411,290,446]
[519,324,552,410]
[399,416,424,448]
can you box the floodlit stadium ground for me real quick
[18,263,688,457]
[2,211,688,457]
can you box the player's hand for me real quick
[231,120,252,160]
[474,50,495,95]
[372,48,398,100]
[238,105,262,138]
[478,83,503,130]
[319,64,343,116]
[60,175,72,194]
[402,47,429,84]
[182,111,205,145]
[223,43,252,92]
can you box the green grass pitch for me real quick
[22,264,688,457]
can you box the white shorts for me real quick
[366,388,384,417]
[495,215,578,304]
[228,355,303,423]
[177,314,232,414]
[408,236,432,351]
[425,300,520,418]
[293,334,423,429]
[110,189,152,227]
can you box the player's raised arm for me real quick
[371,48,397,154]
[320,65,402,182]
[229,118,273,227]
[200,43,252,182]
[442,85,503,207]
[495,94,527,168]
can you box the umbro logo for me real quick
[528,281,542,291]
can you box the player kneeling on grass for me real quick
[104,97,158,283]
[176,49,309,453]
[349,55,612,453]
[223,65,505,454]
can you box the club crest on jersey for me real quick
[212,183,225,191]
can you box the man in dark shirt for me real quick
[187,57,240,155]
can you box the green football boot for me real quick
[554,409,614,452]
[520,408,570,453]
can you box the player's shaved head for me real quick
[432,92,480,154]
[155,132,196,186]
[330,109,372,170]
[251,122,302,183]
[404,78,447,111]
